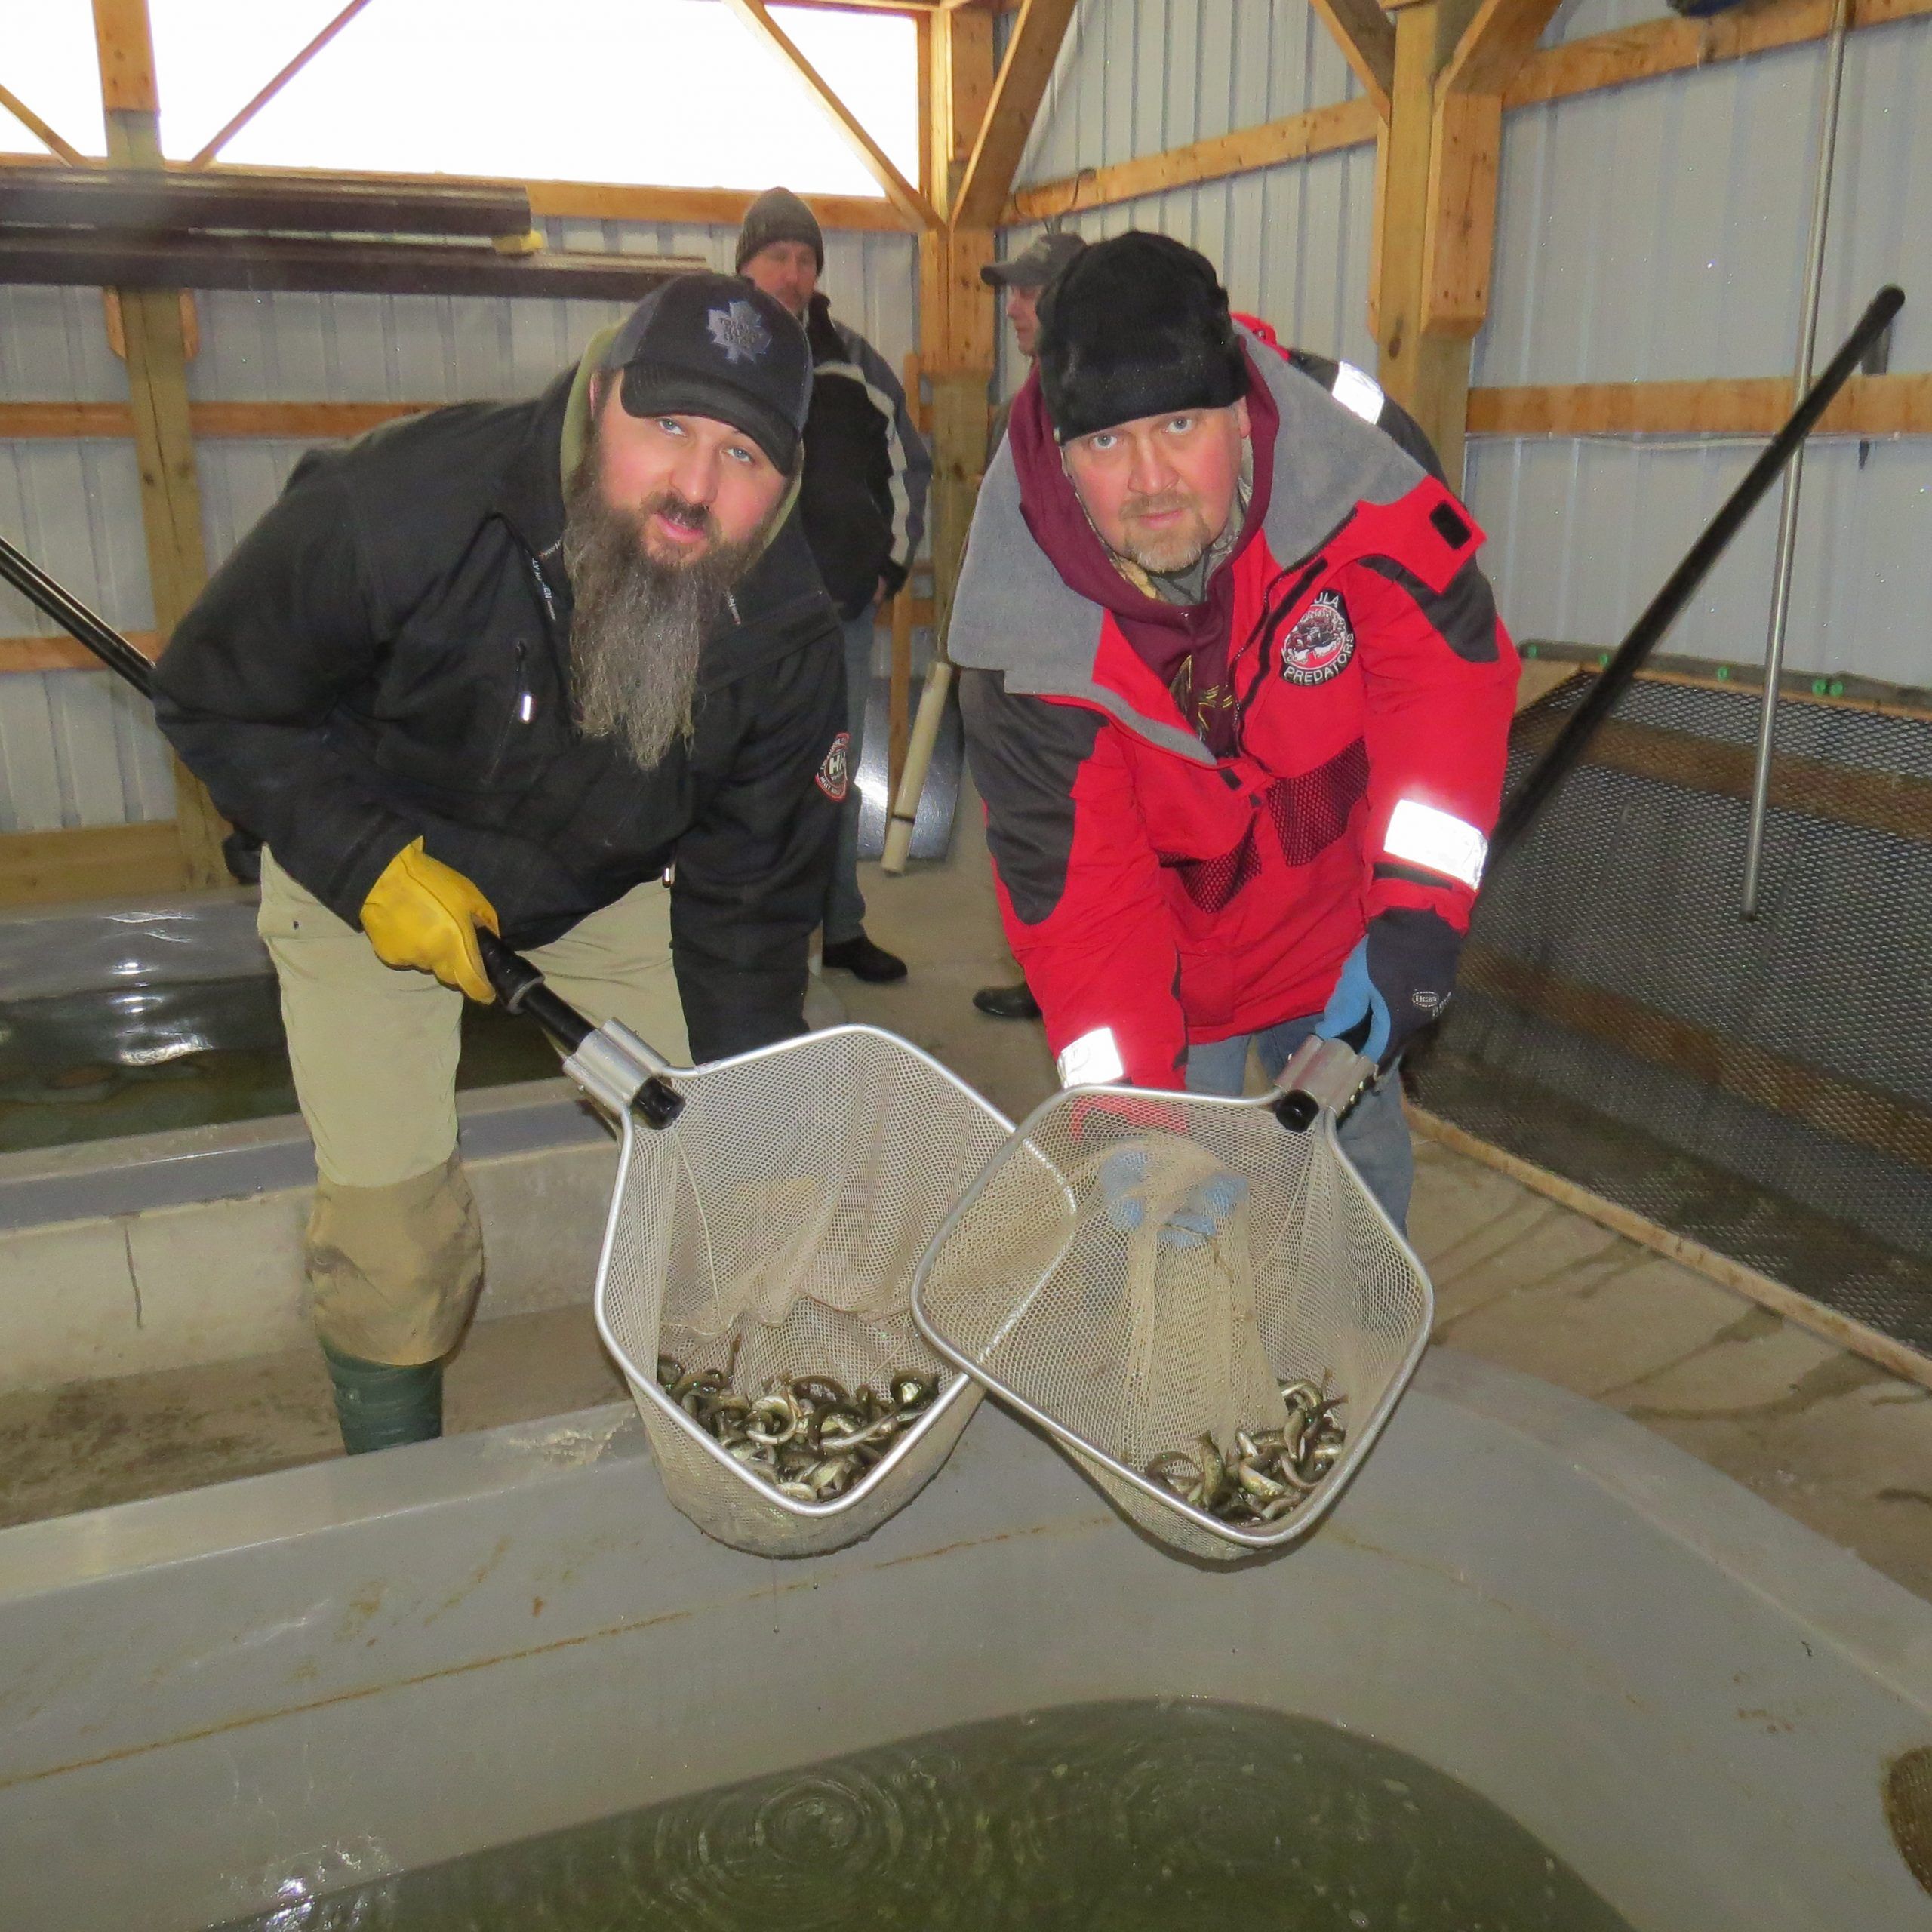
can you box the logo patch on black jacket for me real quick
[1280,590,1355,685]
[816,731,851,801]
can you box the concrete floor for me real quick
[3,811,1929,1607]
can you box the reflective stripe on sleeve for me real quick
[1331,361,1385,426]
[1056,1026,1126,1088]
[1384,798,1487,890]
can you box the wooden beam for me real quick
[0,226,701,300]
[0,83,85,165]
[1439,0,1566,95]
[418,176,907,233]
[1420,0,1562,338]
[1306,0,1396,115]
[186,0,378,168]
[0,820,187,908]
[1373,0,1485,482]
[1409,1106,1932,1396]
[0,632,158,674]
[951,0,1081,230]
[1506,0,1932,108]
[91,0,227,890]
[1005,97,1378,223]
[1512,709,1932,847]
[8,376,1923,451]
[0,164,531,238]
[91,0,160,115]
[1460,942,1932,1176]
[1466,371,1932,438]
[721,0,940,231]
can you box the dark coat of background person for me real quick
[798,292,931,620]
[151,368,846,1061]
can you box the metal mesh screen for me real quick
[913,1094,1432,1561]
[595,1026,1014,1558]
[1413,672,1932,1357]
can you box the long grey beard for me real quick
[561,479,755,771]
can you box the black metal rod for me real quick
[1490,282,1905,864]
[0,531,155,696]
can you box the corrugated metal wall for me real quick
[1002,0,1374,399]
[0,220,918,832]
[1004,0,1930,687]
[1473,0,1932,685]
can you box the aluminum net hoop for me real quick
[594,1025,1014,1558]
[912,1088,1432,1560]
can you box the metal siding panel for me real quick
[0,285,125,404]
[1476,13,1930,679]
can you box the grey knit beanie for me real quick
[734,186,825,273]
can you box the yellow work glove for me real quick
[359,838,499,1002]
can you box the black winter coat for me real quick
[798,294,931,620]
[152,368,848,1062]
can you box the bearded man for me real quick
[154,273,845,1453]
[953,234,1518,1229]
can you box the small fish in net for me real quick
[656,1355,940,1503]
[1143,1378,1349,1525]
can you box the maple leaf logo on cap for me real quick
[706,299,772,365]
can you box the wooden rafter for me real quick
[950,0,1080,230]
[1508,0,1932,104]
[1008,97,1378,223]
[721,0,939,231]
[186,0,378,169]
[1466,372,1932,439]
[1438,0,1564,96]
[1306,0,1395,116]
[0,83,85,165]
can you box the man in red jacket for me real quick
[952,233,1518,1225]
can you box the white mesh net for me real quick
[593,1026,1014,1557]
[914,1091,1432,1560]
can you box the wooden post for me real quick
[919,11,999,633]
[1371,0,1483,486]
[91,0,228,888]
[1365,0,1562,489]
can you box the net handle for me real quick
[1271,1035,1377,1131]
[478,930,684,1128]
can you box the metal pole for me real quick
[0,530,155,696]
[1740,0,1854,918]
[1491,284,1904,865]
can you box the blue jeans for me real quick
[823,609,874,946]
[1185,1016,1414,1230]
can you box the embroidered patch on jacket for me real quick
[815,731,851,801]
[1279,589,1355,685]
[707,299,771,365]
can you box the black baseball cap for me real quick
[981,229,1087,291]
[600,272,812,472]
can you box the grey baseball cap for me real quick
[981,229,1087,291]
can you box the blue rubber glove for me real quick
[1098,1145,1250,1250]
[1318,909,1464,1066]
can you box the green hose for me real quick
[322,1344,445,1455]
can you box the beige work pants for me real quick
[259,847,689,1364]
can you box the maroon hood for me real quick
[1006,346,1281,712]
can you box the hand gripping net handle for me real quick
[476,928,684,1128]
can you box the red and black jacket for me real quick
[953,321,1519,1091]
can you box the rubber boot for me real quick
[322,1343,444,1455]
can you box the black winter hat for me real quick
[734,186,825,273]
[1036,232,1247,442]
[601,272,812,472]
